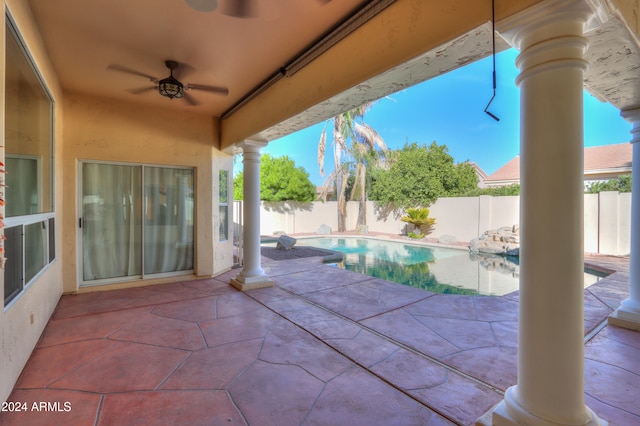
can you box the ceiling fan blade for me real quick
[187,83,229,96]
[183,92,200,106]
[222,0,257,18]
[108,64,158,81]
[127,86,157,95]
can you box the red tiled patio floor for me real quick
[1,253,638,425]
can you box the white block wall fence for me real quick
[233,191,631,256]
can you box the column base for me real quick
[230,274,274,291]
[608,304,640,331]
[477,388,607,426]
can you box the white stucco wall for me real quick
[254,192,631,256]
[598,191,632,255]
[584,193,600,253]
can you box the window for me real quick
[219,170,229,241]
[4,17,55,308]
[3,227,23,305]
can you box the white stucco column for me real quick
[231,141,273,291]
[610,107,640,330]
[487,1,606,425]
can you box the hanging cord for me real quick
[484,0,500,121]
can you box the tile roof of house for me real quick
[468,162,488,180]
[485,143,633,183]
[584,143,633,171]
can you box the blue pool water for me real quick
[288,237,605,296]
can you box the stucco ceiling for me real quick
[21,0,640,147]
[24,0,368,117]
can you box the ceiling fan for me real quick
[184,0,331,18]
[108,60,229,106]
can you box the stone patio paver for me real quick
[304,277,433,321]
[1,252,638,425]
[303,367,456,426]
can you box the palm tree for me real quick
[317,102,386,232]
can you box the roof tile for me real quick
[484,143,632,183]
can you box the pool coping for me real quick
[289,235,629,274]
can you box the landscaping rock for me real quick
[469,225,520,256]
[317,224,332,235]
[470,252,520,277]
[276,235,297,250]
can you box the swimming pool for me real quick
[288,237,605,296]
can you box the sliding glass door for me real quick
[81,162,194,285]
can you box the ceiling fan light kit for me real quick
[158,76,184,99]
[158,60,184,99]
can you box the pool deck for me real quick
[1,238,638,425]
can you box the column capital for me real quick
[621,107,640,145]
[621,107,640,122]
[498,0,609,50]
[239,139,269,151]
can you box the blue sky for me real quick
[251,48,631,186]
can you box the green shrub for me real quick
[401,207,436,226]
[585,175,632,193]
[401,207,435,236]
[461,184,520,197]
[407,231,425,239]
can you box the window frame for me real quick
[3,14,56,310]
[218,169,230,242]
[4,214,56,309]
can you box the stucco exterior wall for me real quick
[61,92,234,292]
[1,1,235,404]
[598,190,633,255]
[1,0,65,406]
[256,193,631,256]
[260,201,340,235]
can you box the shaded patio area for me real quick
[0,251,638,425]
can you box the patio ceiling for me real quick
[20,0,640,148]
[23,0,368,117]
[21,0,543,148]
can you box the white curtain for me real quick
[143,167,194,274]
[82,163,142,281]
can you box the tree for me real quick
[461,183,521,197]
[585,175,632,193]
[317,102,386,231]
[370,142,478,210]
[233,154,316,202]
